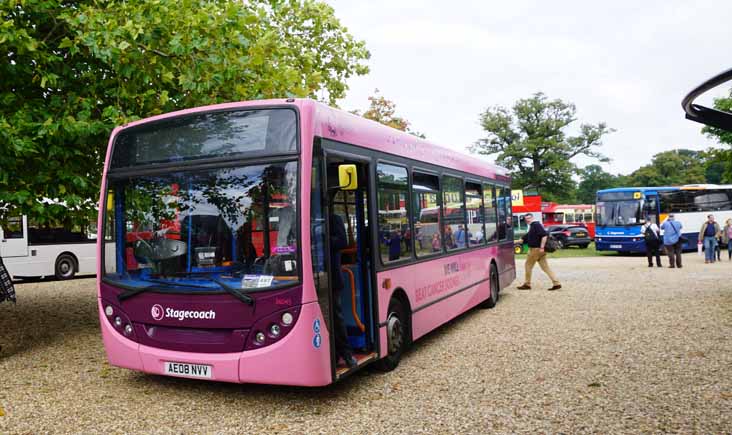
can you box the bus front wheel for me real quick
[55,254,76,280]
[374,298,407,372]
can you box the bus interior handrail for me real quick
[682,67,732,132]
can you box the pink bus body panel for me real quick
[97,99,514,385]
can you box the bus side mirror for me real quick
[338,164,358,190]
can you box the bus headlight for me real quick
[255,332,266,344]
[281,312,293,326]
[270,324,281,338]
[124,324,133,336]
[105,305,114,317]
[114,316,123,327]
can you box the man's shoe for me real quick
[547,285,562,291]
[648,264,653,267]
[344,353,357,368]
[517,284,531,290]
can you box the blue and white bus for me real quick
[595,185,732,253]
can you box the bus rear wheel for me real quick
[480,264,499,309]
[374,298,407,372]
[55,254,76,280]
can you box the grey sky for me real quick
[328,0,731,176]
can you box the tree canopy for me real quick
[0,0,369,225]
[352,89,425,138]
[700,92,732,183]
[472,92,612,202]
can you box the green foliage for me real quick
[576,165,621,204]
[472,92,612,202]
[352,89,425,138]
[0,0,369,225]
[625,149,706,187]
[702,90,732,146]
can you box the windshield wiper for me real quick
[116,276,254,306]
[116,278,213,302]
[205,276,255,306]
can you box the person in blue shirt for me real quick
[661,214,684,268]
[455,224,467,249]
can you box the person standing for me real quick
[722,218,732,261]
[329,212,356,368]
[455,224,467,249]
[699,214,721,264]
[384,230,402,261]
[661,214,683,268]
[517,213,561,291]
[642,218,662,267]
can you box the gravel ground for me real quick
[1,254,731,434]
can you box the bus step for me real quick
[336,352,378,378]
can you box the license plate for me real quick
[164,361,212,379]
[576,232,586,237]
[610,244,622,249]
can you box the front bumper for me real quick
[99,300,333,386]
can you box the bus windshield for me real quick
[103,162,299,292]
[596,200,642,226]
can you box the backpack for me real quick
[644,225,660,247]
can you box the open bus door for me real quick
[312,145,378,382]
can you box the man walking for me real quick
[642,218,662,267]
[661,214,683,268]
[699,214,721,264]
[517,213,561,291]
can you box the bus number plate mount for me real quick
[610,244,622,249]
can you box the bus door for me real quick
[321,152,377,378]
[0,216,28,258]
[644,194,660,225]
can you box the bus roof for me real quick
[598,184,732,194]
[110,99,510,184]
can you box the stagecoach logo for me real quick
[151,304,164,321]
[150,304,216,322]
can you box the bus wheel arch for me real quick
[55,253,77,280]
[374,288,411,372]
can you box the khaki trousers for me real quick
[524,248,560,286]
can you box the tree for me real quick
[625,149,706,186]
[576,165,620,204]
[352,90,425,138]
[0,0,370,225]
[472,92,612,202]
[699,91,732,183]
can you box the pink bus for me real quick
[97,99,515,386]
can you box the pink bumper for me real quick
[99,300,332,386]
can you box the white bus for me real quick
[0,215,97,280]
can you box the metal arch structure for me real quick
[682,67,732,132]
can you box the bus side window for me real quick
[376,163,410,264]
[413,171,441,257]
[441,175,466,251]
[465,182,484,247]
[483,184,498,243]
[2,216,24,239]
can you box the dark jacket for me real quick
[521,221,548,248]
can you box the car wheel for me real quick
[556,239,565,249]
[579,244,589,249]
[480,264,499,309]
[374,298,408,372]
[55,254,76,280]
